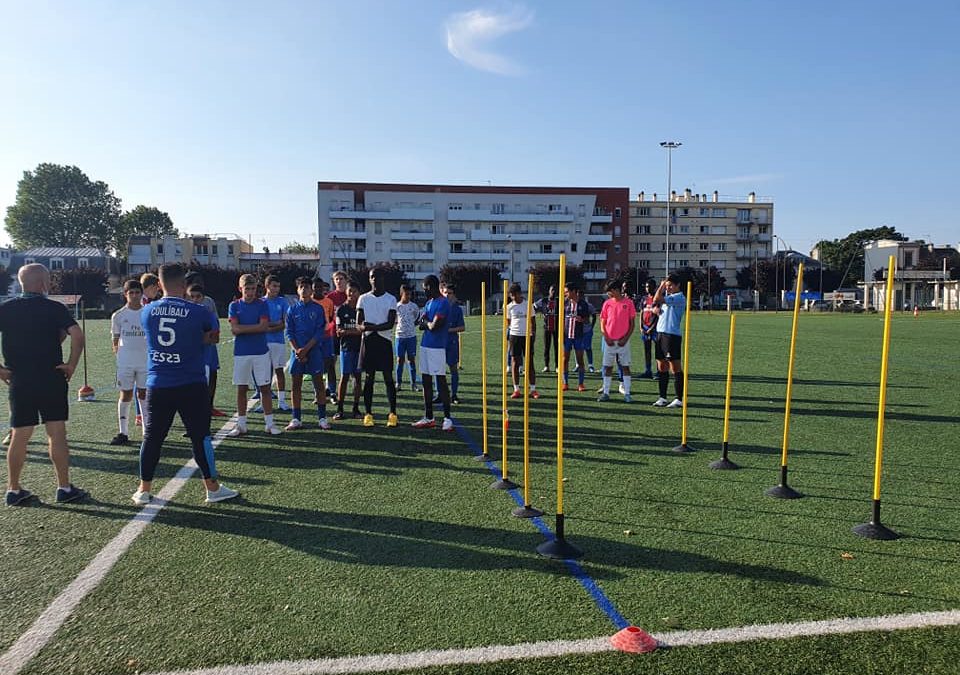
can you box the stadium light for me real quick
[660,141,681,277]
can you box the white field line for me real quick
[0,417,239,675]
[141,609,960,675]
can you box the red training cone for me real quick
[77,385,96,402]
[913,305,919,318]
[610,626,658,654]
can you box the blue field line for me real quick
[452,420,631,631]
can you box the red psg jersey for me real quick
[640,294,659,330]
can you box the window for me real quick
[374,222,382,235]
[24,258,35,265]
[212,245,218,255]
[699,242,709,251]
[640,225,651,235]
[614,207,622,219]
[637,259,649,268]
[668,225,676,234]
[679,243,689,251]
[758,225,769,234]
[614,226,621,236]
[678,259,689,267]
[157,244,164,254]
[571,243,578,252]
[196,244,208,255]
[375,242,383,253]
[50,258,64,270]
[424,242,433,253]
[699,259,709,267]
[737,209,751,224]
[492,224,504,234]
[904,252,914,267]
[450,243,463,253]
[614,244,622,253]
[715,243,727,252]
[638,242,651,251]
[699,226,709,234]
[679,225,690,234]
[449,203,462,210]
[493,203,505,214]
[636,207,650,217]
[711,226,727,235]
[699,208,710,217]
[681,208,689,217]
[356,241,366,253]
[227,245,234,255]
[77,258,89,269]
[712,208,727,217]
[738,226,751,238]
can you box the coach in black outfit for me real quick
[1,263,87,506]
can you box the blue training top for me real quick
[285,300,326,349]
[142,297,214,388]
[229,299,269,356]
[446,302,464,350]
[421,296,450,349]
[263,295,290,345]
[656,292,686,336]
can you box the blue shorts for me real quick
[288,349,325,376]
[318,336,334,360]
[564,336,587,352]
[396,336,417,360]
[641,329,657,342]
[340,349,361,376]
[446,344,460,367]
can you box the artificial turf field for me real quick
[1,310,959,675]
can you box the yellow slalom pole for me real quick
[513,272,543,518]
[854,255,899,539]
[492,279,516,489]
[710,313,739,470]
[476,281,489,461]
[672,280,696,453]
[767,262,804,498]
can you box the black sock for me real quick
[674,371,684,400]
[384,373,397,413]
[658,370,669,398]
[423,376,434,419]
[363,375,374,414]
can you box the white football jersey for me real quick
[111,306,148,368]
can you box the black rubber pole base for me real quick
[512,505,544,519]
[710,457,740,470]
[852,521,899,540]
[766,484,803,499]
[537,537,584,560]
[473,453,491,462]
[490,478,519,490]
[672,443,696,454]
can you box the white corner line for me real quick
[0,416,239,675]
[139,609,960,675]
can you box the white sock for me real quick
[530,384,537,391]
[513,385,520,392]
[118,400,131,435]
[623,376,631,395]
[602,376,612,395]
[264,413,274,428]
[238,415,247,428]
[278,391,286,404]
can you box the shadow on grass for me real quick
[689,373,923,390]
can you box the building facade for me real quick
[861,239,958,310]
[11,247,113,273]
[628,190,774,282]
[126,235,253,273]
[239,251,320,272]
[317,182,630,293]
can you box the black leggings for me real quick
[140,382,215,481]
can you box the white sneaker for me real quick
[205,485,239,503]
[131,490,152,506]
[588,365,595,373]
[618,383,626,395]
[265,425,283,435]
[667,398,683,408]
[542,366,550,373]
[318,418,331,430]
[277,401,292,412]
[226,425,248,437]
[653,397,668,407]
[285,418,302,431]
[441,417,454,432]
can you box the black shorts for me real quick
[145,381,211,441]
[332,335,341,356]
[9,374,69,428]
[655,333,682,362]
[509,334,535,364]
[360,333,392,374]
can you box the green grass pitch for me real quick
[1,311,959,674]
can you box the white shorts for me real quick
[419,347,447,376]
[233,353,273,387]
[116,365,147,391]
[268,343,287,370]
[602,340,632,367]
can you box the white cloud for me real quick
[701,173,783,186]
[445,6,534,76]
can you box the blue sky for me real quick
[1,0,958,254]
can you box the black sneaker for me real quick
[55,484,88,504]
[109,433,129,446]
[432,396,442,405]
[6,488,34,506]
[332,411,345,421]
[352,409,362,419]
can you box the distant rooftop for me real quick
[21,247,106,257]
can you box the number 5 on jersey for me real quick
[158,317,177,347]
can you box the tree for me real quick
[528,263,586,295]
[119,205,177,240]
[607,266,651,295]
[5,163,121,252]
[438,263,503,303]
[49,268,110,309]
[682,266,727,305]
[281,241,319,254]
[816,226,907,285]
[0,267,12,296]
[736,259,793,305]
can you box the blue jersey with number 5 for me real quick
[141,297,213,388]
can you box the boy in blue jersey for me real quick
[561,282,591,392]
[228,274,282,436]
[134,263,237,505]
[285,276,330,430]
[334,282,363,419]
[441,283,465,404]
[413,275,453,431]
[188,283,220,403]
[652,273,687,408]
[262,275,291,411]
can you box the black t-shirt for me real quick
[0,295,78,382]
[335,304,362,353]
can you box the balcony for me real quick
[470,231,569,242]
[392,251,434,261]
[330,225,366,234]
[581,252,607,261]
[448,209,575,223]
[583,271,607,280]
[586,233,613,242]
[448,231,467,241]
[328,250,367,260]
[527,252,566,261]
[448,251,510,261]
[329,206,434,220]
[391,231,435,241]
[591,210,613,224]
[756,233,772,242]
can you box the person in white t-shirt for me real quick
[110,279,148,446]
[394,284,421,392]
[507,283,539,399]
[356,267,398,427]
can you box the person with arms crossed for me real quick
[507,283,539,400]
[394,284,421,392]
[356,267,398,428]
[561,282,591,393]
[110,279,148,446]
[413,275,454,431]
[228,274,283,436]
[598,279,636,403]
[284,276,330,430]
[134,263,237,505]
[2,264,87,506]
[334,282,364,420]
[652,273,687,408]
[639,278,659,379]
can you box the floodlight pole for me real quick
[660,141,681,277]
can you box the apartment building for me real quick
[317,182,630,292]
[628,189,774,280]
[861,239,959,310]
[127,234,253,273]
